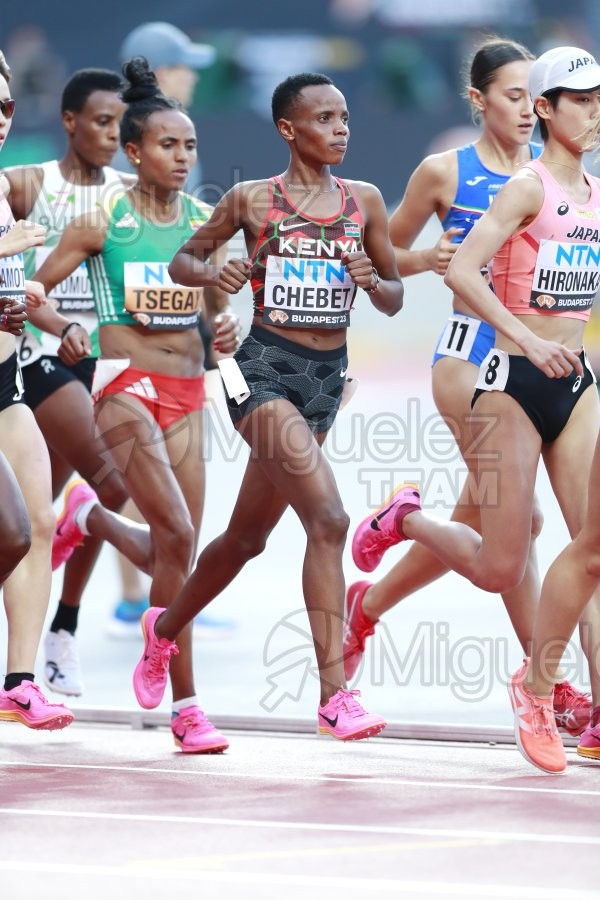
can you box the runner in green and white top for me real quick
[33,56,239,753]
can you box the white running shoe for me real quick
[44,629,84,697]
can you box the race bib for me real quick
[35,246,95,316]
[123,262,201,330]
[263,255,355,329]
[0,251,26,306]
[16,329,45,368]
[438,314,480,360]
[529,239,600,313]
[475,348,509,392]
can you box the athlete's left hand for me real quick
[341,250,378,292]
[24,280,48,309]
[212,312,242,355]
[0,298,28,336]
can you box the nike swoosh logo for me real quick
[319,712,338,727]
[278,220,303,232]
[465,176,487,186]
[340,368,347,377]
[46,662,62,684]
[11,698,32,710]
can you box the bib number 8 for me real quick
[475,348,509,393]
[485,353,501,385]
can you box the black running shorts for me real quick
[225,325,348,434]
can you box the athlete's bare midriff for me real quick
[251,315,347,350]
[494,313,585,355]
[99,322,204,378]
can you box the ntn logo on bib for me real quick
[530,239,600,312]
[263,255,355,329]
[123,262,201,330]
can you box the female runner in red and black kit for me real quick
[132,72,404,741]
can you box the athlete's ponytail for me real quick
[120,55,182,145]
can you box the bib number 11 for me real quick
[439,315,478,360]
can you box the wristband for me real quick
[61,321,81,340]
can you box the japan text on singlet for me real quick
[251,176,364,329]
[20,161,125,364]
[0,190,27,314]
[491,159,600,321]
[87,191,212,331]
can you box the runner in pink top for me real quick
[352,45,600,773]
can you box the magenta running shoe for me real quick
[343,581,377,680]
[318,688,386,740]
[133,607,179,709]
[577,705,600,760]
[171,705,229,754]
[0,681,74,730]
[553,681,592,736]
[52,479,97,570]
[352,483,421,573]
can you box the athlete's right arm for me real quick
[389,153,462,276]
[170,183,259,293]
[26,209,107,341]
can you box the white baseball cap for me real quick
[529,46,600,100]
[120,22,216,70]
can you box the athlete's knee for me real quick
[530,502,544,541]
[28,500,56,546]
[474,558,525,594]
[0,521,32,575]
[583,542,600,580]
[95,474,128,512]
[154,515,195,568]
[306,504,350,546]
[233,528,271,561]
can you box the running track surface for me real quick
[1,722,599,899]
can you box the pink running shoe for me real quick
[0,681,74,730]
[553,681,592,736]
[52,479,97,571]
[508,659,567,774]
[343,581,377,680]
[576,705,600,760]
[171,705,229,754]
[352,483,420,573]
[133,607,179,709]
[318,688,386,740]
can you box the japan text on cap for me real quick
[529,46,600,99]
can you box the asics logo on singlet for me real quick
[465,176,487,186]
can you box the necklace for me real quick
[135,185,177,211]
[284,178,338,194]
[544,160,583,173]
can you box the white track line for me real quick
[1,808,599,845]
[0,862,596,897]
[0,759,598,796]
